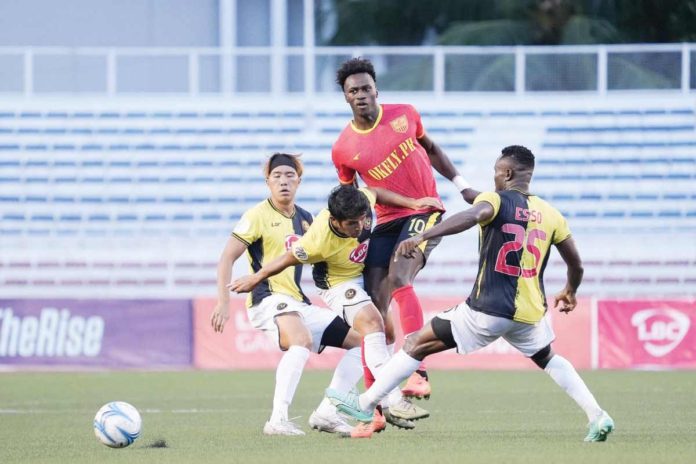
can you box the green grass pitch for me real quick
[1,370,694,463]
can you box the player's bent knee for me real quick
[531,344,554,369]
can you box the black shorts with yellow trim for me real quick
[364,211,442,268]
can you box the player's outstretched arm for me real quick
[553,237,584,314]
[395,201,495,259]
[211,236,247,333]
[369,187,442,210]
[227,251,300,294]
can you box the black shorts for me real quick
[364,212,443,268]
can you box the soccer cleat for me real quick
[308,409,353,436]
[388,397,430,421]
[325,388,374,423]
[350,421,373,439]
[383,408,416,429]
[584,411,615,442]
[401,372,431,400]
[371,408,387,433]
[263,419,305,436]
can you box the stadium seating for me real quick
[1,97,694,297]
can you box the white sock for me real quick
[359,350,420,411]
[316,347,362,417]
[544,355,602,421]
[387,343,395,356]
[363,332,390,377]
[328,347,362,392]
[270,345,309,423]
[383,387,404,409]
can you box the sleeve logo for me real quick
[389,115,408,133]
[294,246,309,261]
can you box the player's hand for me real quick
[227,275,260,294]
[394,236,424,261]
[210,303,230,333]
[411,197,443,210]
[553,287,577,314]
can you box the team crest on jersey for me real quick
[301,220,310,232]
[390,115,408,133]
[277,303,288,311]
[363,216,372,230]
[349,242,369,263]
[285,234,300,251]
[345,288,356,299]
[294,246,308,261]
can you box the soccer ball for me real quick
[93,401,142,448]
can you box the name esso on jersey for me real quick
[515,206,543,224]
[0,307,104,357]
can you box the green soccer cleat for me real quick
[584,411,615,442]
[383,408,416,429]
[387,397,430,421]
[325,388,374,423]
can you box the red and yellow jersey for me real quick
[291,188,376,289]
[331,103,444,224]
[466,190,572,324]
[232,199,313,308]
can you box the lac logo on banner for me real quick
[598,300,696,369]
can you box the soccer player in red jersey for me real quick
[331,57,476,399]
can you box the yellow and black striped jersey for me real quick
[291,188,376,289]
[232,199,313,308]
[466,190,571,324]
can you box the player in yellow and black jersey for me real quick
[210,153,364,437]
[230,185,440,436]
[326,145,615,443]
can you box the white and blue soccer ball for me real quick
[93,401,142,448]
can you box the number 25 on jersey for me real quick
[494,223,547,278]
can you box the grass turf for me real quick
[0,370,694,463]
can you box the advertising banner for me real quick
[193,296,592,370]
[597,300,696,369]
[0,299,192,368]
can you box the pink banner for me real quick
[193,297,345,369]
[598,300,696,369]
[193,296,591,370]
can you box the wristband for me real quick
[452,175,471,191]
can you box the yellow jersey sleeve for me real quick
[293,209,331,264]
[359,187,377,208]
[552,213,572,244]
[231,208,261,246]
[473,191,501,227]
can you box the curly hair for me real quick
[336,57,377,90]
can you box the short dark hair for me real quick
[328,185,370,221]
[263,152,303,177]
[501,145,535,170]
[336,57,377,90]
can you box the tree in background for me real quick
[316,0,695,91]
[317,0,696,46]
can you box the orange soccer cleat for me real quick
[401,372,432,400]
[371,407,387,433]
[350,421,373,439]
